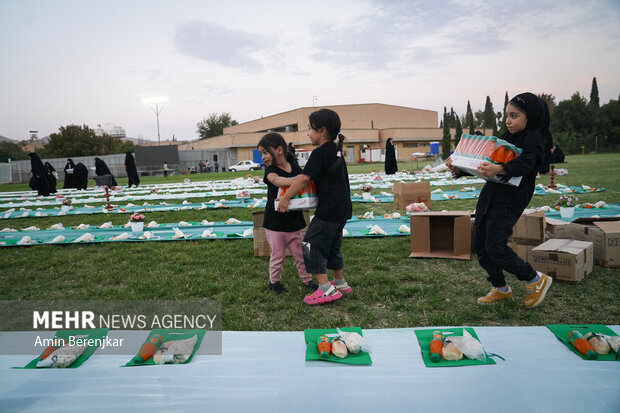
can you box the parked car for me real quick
[229,160,264,172]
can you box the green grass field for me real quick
[1,154,619,330]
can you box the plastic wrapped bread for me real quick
[110,232,130,241]
[17,236,33,245]
[36,343,88,368]
[446,330,486,361]
[585,332,610,355]
[172,228,188,239]
[331,338,348,358]
[441,339,463,361]
[74,233,95,242]
[51,235,65,243]
[153,335,198,364]
[336,328,366,354]
[368,225,387,236]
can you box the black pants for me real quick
[474,200,537,287]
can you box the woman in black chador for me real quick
[124,151,140,188]
[44,162,57,193]
[73,162,89,190]
[63,158,78,189]
[384,138,398,175]
[28,153,52,196]
[94,157,118,187]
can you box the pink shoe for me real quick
[304,286,342,305]
[330,280,353,294]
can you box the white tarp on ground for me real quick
[1,326,619,413]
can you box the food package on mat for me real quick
[153,335,197,364]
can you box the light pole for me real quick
[143,97,168,145]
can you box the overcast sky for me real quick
[1,0,619,141]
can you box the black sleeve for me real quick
[302,148,323,180]
[263,166,276,186]
[503,132,544,177]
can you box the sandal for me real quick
[303,285,342,305]
[330,280,352,294]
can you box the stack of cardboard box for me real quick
[393,182,431,210]
[507,210,546,262]
[252,210,310,257]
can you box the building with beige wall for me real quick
[178,103,446,167]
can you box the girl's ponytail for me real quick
[336,132,345,156]
[286,142,300,170]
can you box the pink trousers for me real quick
[264,229,312,284]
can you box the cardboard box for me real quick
[568,217,620,267]
[393,182,431,210]
[511,210,546,244]
[545,217,572,239]
[530,239,593,283]
[589,221,620,268]
[252,210,310,257]
[508,240,537,262]
[409,212,471,260]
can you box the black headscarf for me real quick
[95,157,111,176]
[28,153,52,196]
[508,92,553,173]
[74,162,89,190]
[384,138,398,175]
[63,158,78,189]
[44,162,57,193]
[94,157,118,186]
[124,151,140,188]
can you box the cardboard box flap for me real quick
[410,211,471,218]
[453,216,471,256]
[533,239,592,253]
[593,221,620,233]
[571,216,620,224]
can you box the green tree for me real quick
[454,114,463,147]
[551,92,594,153]
[465,101,474,134]
[0,141,29,162]
[474,110,484,129]
[441,112,451,159]
[483,96,497,133]
[537,93,556,117]
[589,77,599,109]
[196,112,238,139]
[498,92,509,136]
[41,125,133,157]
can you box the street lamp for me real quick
[143,96,168,145]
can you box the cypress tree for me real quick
[590,77,599,109]
[441,112,451,159]
[483,96,495,129]
[466,101,475,134]
[454,115,463,147]
[498,91,509,135]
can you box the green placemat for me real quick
[414,328,496,367]
[17,328,109,369]
[546,324,619,361]
[304,327,372,365]
[123,329,206,367]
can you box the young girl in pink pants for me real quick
[257,133,317,294]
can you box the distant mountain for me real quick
[0,135,19,143]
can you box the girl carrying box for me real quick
[257,133,317,294]
[447,92,552,308]
[277,109,353,305]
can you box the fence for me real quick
[0,149,241,184]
